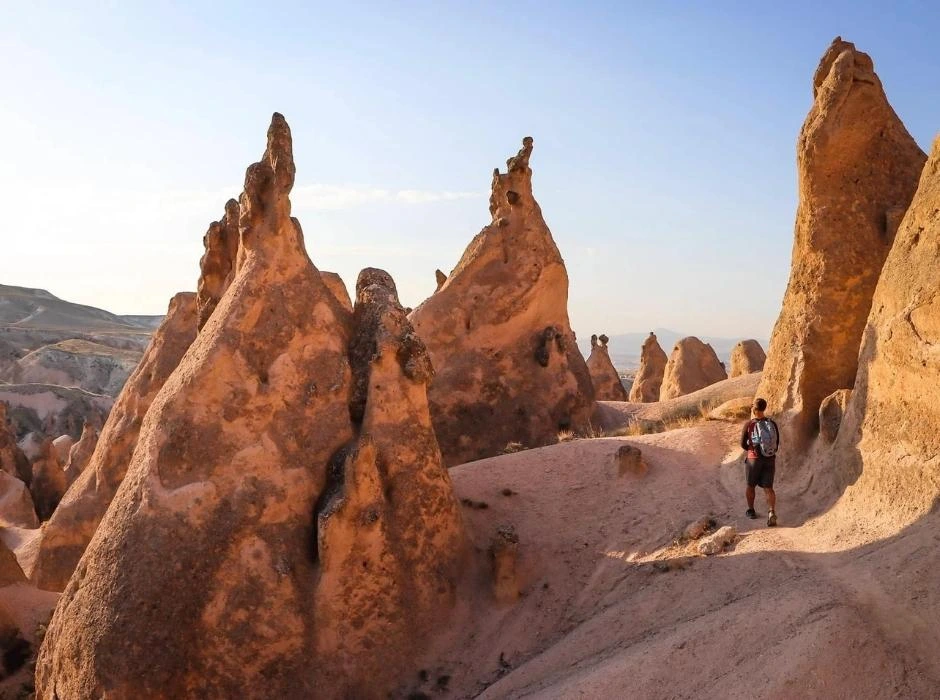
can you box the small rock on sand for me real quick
[697,525,737,555]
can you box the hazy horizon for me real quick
[3,2,938,340]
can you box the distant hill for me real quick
[0,284,157,332]
[577,328,770,372]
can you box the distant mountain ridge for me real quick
[0,284,158,332]
[577,328,770,372]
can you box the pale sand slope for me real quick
[424,422,938,699]
[594,371,762,432]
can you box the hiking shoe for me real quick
[745,508,757,519]
[767,511,777,527]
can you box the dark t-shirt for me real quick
[741,417,780,460]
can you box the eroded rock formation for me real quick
[0,471,38,528]
[0,403,31,485]
[62,422,98,487]
[629,332,667,403]
[660,337,727,400]
[831,137,940,517]
[729,340,766,377]
[29,438,65,521]
[315,268,465,684]
[196,199,240,330]
[37,114,466,699]
[28,292,198,591]
[586,334,628,401]
[409,137,594,464]
[321,271,353,312]
[758,37,926,444]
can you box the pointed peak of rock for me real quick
[506,136,534,173]
[489,136,536,220]
[238,114,304,259]
[264,112,295,194]
[812,36,875,99]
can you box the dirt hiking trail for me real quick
[411,421,940,699]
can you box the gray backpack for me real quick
[750,419,778,458]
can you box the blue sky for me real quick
[2,1,937,341]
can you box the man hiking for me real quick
[740,397,779,527]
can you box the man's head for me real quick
[753,397,767,418]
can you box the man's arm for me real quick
[740,422,751,451]
[773,419,781,449]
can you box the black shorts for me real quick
[745,457,775,488]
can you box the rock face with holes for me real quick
[586,334,628,401]
[629,332,668,403]
[831,137,940,517]
[28,292,198,592]
[758,37,926,446]
[37,114,465,700]
[660,337,727,400]
[409,137,594,465]
[314,268,465,685]
[729,340,766,378]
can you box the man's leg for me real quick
[764,487,776,511]
[746,486,756,509]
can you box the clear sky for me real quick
[2,1,937,340]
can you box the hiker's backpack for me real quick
[749,418,778,458]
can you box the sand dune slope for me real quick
[423,423,939,699]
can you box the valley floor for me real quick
[415,422,940,699]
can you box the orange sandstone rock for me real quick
[37,114,466,700]
[410,137,595,465]
[758,37,926,444]
[629,332,668,403]
[28,292,197,591]
[0,403,30,486]
[586,334,628,401]
[195,198,240,330]
[660,337,727,400]
[831,136,940,516]
[729,340,766,377]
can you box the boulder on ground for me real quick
[729,340,766,377]
[409,137,594,465]
[616,444,646,476]
[758,37,927,445]
[586,334,628,401]
[660,337,727,400]
[698,525,737,555]
[629,332,668,403]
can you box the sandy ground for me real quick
[409,420,940,699]
[594,372,762,432]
